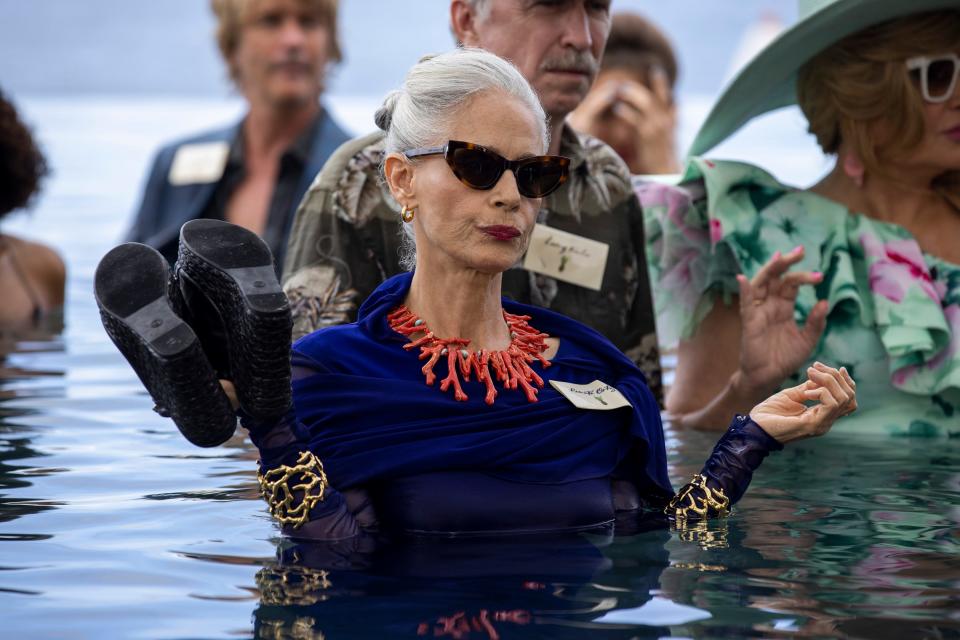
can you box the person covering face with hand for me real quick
[568,11,680,175]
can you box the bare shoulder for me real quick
[6,236,66,306]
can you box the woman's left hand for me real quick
[749,362,857,444]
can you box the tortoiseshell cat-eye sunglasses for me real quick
[403,140,570,198]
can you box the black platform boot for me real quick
[174,219,293,422]
[94,242,237,447]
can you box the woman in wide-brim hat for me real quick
[637,0,960,436]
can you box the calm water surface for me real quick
[1,99,958,639]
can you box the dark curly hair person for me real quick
[0,90,65,330]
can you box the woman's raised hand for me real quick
[736,246,829,398]
[749,362,857,443]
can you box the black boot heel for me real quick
[94,243,237,447]
[176,219,292,422]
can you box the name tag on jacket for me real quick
[168,142,229,186]
[550,380,632,410]
[523,223,609,291]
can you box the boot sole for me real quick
[94,243,237,447]
[176,220,292,422]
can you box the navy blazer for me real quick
[126,107,350,267]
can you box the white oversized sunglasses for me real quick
[906,53,960,103]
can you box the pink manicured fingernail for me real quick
[792,245,804,253]
[811,271,823,280]
[772,251,781,260]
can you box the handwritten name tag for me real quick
[523,223,609,291]
[550,379,632,411]
[168,142,229,186]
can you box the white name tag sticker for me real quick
[168,142,229,186]
[550,379,632,411]
[523,223,609,291]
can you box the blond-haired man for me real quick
[127,0,349,268]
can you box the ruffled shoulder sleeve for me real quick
[637,159,790,343]
[637,159,850,345]
[638,159,960,404]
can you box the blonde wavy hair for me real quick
[798,10,960,184]
[210,0,342,82]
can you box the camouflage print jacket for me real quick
[282,125,663,404]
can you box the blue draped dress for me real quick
[245,272,779,539]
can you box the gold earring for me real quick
[400,205,416,223]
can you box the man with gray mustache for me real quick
[283,0,664,402]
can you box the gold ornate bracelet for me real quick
[257,451,328,529]
[665,473,730,521]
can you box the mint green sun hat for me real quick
[688,0,960,157]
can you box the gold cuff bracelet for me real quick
[258,451,328,529]
[665,473,731,521]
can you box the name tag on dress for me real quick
[168,142,229,186]
[523,223,609,291]
[550,380,632,410]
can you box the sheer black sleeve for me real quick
[665,414,783,521]
[239,355,378,541]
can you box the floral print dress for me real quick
[638,159,960,437]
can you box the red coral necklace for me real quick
[387,305,551,405]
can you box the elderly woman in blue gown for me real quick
[95,49,857,540]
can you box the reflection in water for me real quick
[0,246,958,639]
[0,313,64,402]
[0,316,66,527]
[251,531,678,639]
[662,433,960,639]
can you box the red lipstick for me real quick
[480,225,521,241]
[945,125,960,142]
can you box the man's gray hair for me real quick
[374,47,550,270]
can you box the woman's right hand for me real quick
[220,379,240,411]
[735,246,829,398]
[749,362,857,444]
